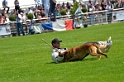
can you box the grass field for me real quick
[0,22,124,82]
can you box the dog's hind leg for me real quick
[68,56,79,61]
[68,48,80,61]
[89,46,102,60]
[81,53,89,60]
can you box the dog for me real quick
[60,37,112,62]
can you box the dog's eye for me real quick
[107,40,111,43]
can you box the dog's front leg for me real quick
[97,48,108,58]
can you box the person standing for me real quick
[95,4,103,24]
[2,0,10,13]
[34,0,42,9]
[14,0,20,12]
[88,4,96,25]
[49,0,56,21]
[101,0,107,10]
[16,12,25,36]
[106,1,114,23]
[43,0,50,17]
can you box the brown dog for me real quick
[60,42,108,62]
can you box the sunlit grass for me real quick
[0,22,124,82]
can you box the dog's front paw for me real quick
[98,55,102,60]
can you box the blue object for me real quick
[41,22,53,30]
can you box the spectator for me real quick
[56,8,61,16]
[16,12,25,36]
[89,5,94,11]
[21,12,27,23]
[29,19,35,35]
[101,0,107,10]
[94,0,101,6]
[122,0,124,7]
[40,8,46,18]
[34,0,42,9]
[88,0,93,7]
[114,0,123,8]
[2,0,10,13]
[89,4,96,25]
[66,2,71,9]
[0,14,5,24]
[14,0,20,12]
[95,4,103,24]
[4,14,10,24]
[106,1,114,23]
[37,12,42,19]
[0,8,2,14]
[43,0,50,17]
[49,0,56,21]
[2,10,8,17]
[62,2,66,9]
[27,7,33,14]
[95,3,102,11]
[81,2,88,9]
[66,8,70,15]
[33,8,38,19]
[21,12,28,34]
[106,1,114,10]
[110,0,116,5]
[26,8,35,19]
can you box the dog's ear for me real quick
[107,36,112,46]
[107,36,112,42]
[108,36,111,41]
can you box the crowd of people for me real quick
[0,0,124,36]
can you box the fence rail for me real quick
[0,8,124,37]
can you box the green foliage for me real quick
[70,1,79,15]
[82,8,88,13]
[60,9,66,15]
[0,22,124,82]
[27,13,33,20]
[9,15,16,21]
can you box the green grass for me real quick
[0,22,124,82]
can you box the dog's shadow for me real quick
[82,57,98,61]
[46,58,98,64]
[47,62,56,64]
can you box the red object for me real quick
[65,19,73,30]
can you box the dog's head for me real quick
[97,36,112,52]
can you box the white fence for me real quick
[0,24,11,37]
[79,8,124,26]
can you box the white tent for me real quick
[0,0,35,8]
[56,0,73,4]
[0,0,90,8]
[56,0,90,4]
